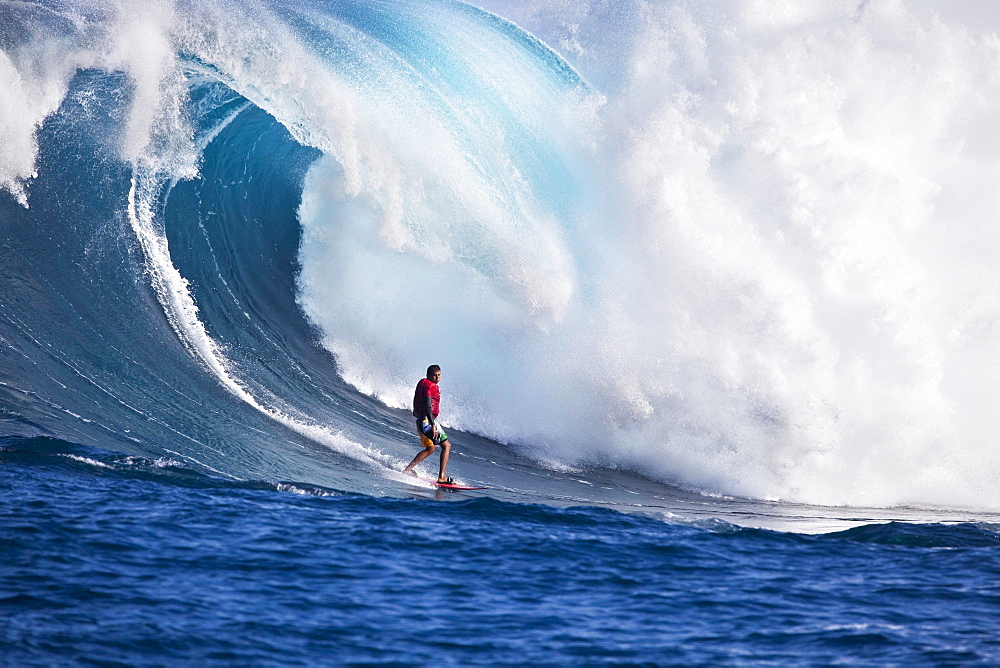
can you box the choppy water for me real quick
[4,436,1000,665]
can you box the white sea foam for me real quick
[63,454,114,469]
[297,1,1000,510]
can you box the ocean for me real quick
[3,0,1000,663]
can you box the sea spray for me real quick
[297,1,1000,508]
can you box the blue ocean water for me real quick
[5,0,1000,663]
[4,436,1000,665]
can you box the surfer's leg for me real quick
[436,438,451,482]
[403,443,435,475]
[403,425,437,475]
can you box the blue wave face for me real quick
[0,0,600,500]
[4,0,1000,512]
[0,68,362,484]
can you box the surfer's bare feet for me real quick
[403,468,417,477]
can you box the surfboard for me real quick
[417,476,489,490]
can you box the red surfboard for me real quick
[417,476,489,490]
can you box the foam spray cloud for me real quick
[299,0,1000,508]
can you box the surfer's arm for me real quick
[424,395,436,426]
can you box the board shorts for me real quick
[417,418,447,447]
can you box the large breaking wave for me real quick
[3,0,1000,510]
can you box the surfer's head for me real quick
[426,365,441,382]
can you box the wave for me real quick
[0,435,347,496]
[822,521,1000,549]
[3,0,1000,511]
[7,434,1000,545]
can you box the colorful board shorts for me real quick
[417,418,447,447]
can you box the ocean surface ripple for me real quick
[4,437,1000,665]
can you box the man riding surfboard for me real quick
[402,365,454,484]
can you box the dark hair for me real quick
[426,365,441,378]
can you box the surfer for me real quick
[402,365,454,484]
